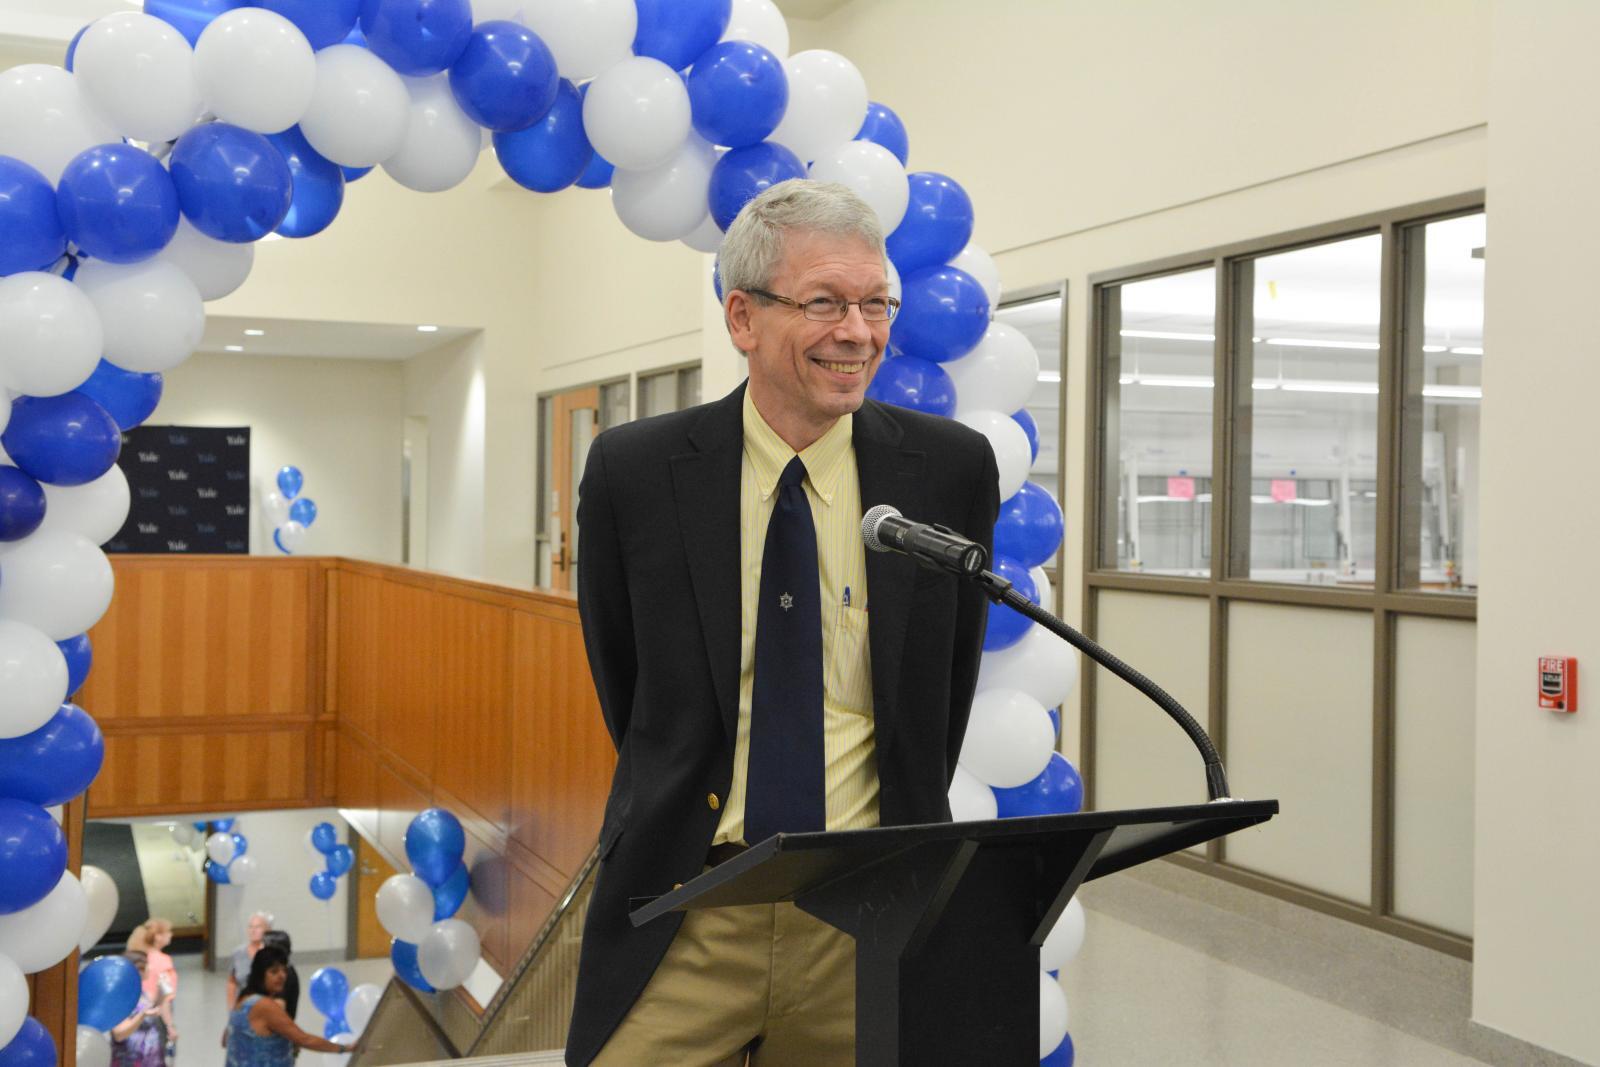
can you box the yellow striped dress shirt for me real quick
[712,390,879,846]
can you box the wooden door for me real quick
[354,837,403,959]
[548,386,600,593]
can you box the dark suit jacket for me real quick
[566,382,1000,1066]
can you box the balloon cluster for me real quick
[263,465,317,555]
[374,808,477,993]
[304,820,355,901]
[307,966,376,1047]
[201,816,260,885]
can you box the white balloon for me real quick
[261,489,291,527]
[300,45,409,168]
[383,75,483,193]
[680,211,725,254]
[959,688,1055,788]
[1040,897,1086,972]
[950,244,1002,309]
[375,874,435,943]
[77,1026,111,1067]
[157,218,253,302]
[1029,565,1053,612]
[194,7,315,135]
[581,57,691,171]
[955,410,1032,501]
[0,870,86,973]
[78,865,118,953]
[344,983,382,1033]
[38,466,131,547]
[0,952,25,1050]
[228,854,259,886]
[721,0,790,59]
[946,323,1041,417]
[516,0,638,81]
[74,259,204,375]
[0,531,114,640]
[275,520,308,554]
[1038,969,1069,1058]
[0,621,68,740]
[418,919,480,990]
[769,50,868,164]
[808,141,908,233]
[0,65,122,183]
[612,135,718,243]
[171,823,196,847]
[0,273,103,398]
[947,764,997,822]
[886,258,901,304]
[320,1031,355,1067]
[205,831,236,866]
[0,390,10,438]
[976,623,1079,710]
[74,13,202,143]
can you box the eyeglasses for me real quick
[746,288,901,323]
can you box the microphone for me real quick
[861,504,988,578]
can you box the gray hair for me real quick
[719,179,886,295]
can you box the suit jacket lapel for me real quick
[853,400,925,753]
[672,384,746,741]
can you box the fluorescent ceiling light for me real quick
[1421,345,1446,353]
[1278,379,1379,395]
[1422,384,1482,399]
[1249,495,1332,506]
[1252,381,1279,390]
[417,325,439,332]
[224,345,243,352]
[1264,337,1379,351]
[1450,346,1483,355]
[1135,375,1214,389]
[1119,329,1215,342]
[244,329,265,336]
[1037,371,1061,384]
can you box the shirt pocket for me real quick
[827,603,874,715]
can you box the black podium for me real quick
[631,801,1277,1065]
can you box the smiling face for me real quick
[728,228,890,451]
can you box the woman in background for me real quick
[111,951,168,1067]
[126,919,178,1051]
[224,947,347,1067]
[260,930,300,1021]
[226,911,273,1009]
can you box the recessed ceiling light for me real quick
[244,329,264,336]
[417,325,439,333]
[225,345,244,352]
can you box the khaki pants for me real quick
[593,890,857,1067]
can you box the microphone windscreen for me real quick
[861,503,901,552]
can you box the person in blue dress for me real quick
[224,947,349,1067]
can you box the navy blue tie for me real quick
[745,455,826,845]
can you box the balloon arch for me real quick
[0,1,1079,1061]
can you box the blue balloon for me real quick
[257,0,361,50]
[1012,408,1039,463]
[855,101,909,166]
[78,955,141,1032]
[687,41,787,148]
[494,79,593,194]
[192,821,208,833]
[405,807,465,888]
[886,171,974,277]
[276,465,304,499]
[0,799,66,915]
[864,354,956,417]
[994,481,1064,569]
[272,527,291,555]
[309,871,338,900]
[889,265,990,363]
[308,966,349,1016]
[448,21,559,133]
[0,703,105,807]
[1047,705,1060,734]
[78,359,164,432]
[170,124,293,243]
[206,859,231,884]
[993,753,1082,819]
[0,392,121,487]
[56,144,179,264]
[322,1017,350,1040]
[982,553,1037,652]
[574,150,614,190]
[708,141,806,230]
[633,0,731,71]
[0,1017,57,1067]
[0,156,65,275]
[712,256,723,301]
[230,832,248,857]
[360,0,472,76]
[310,821,339,854]
[267,127,345,239]
[390,938,435,992]
[57,633,93,698]
[212,817,235,832]
[340,164,373,183]
[64,25,88,72]
[1040,1031,1074,1067]
[431,862,468,921]
[144,0,245,46]
[325,843,354,877]
[289,497,318,527]
[0,466,46,542]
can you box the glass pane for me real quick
[678,366,702,409]
[638,371,676,418]
[598,380,630,430]
[1100,268,1216,575]
[1234,235,1381,585]
[1402,213,1483,593]
[995,293,1063,574]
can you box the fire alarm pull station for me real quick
[1538,657,1577,713]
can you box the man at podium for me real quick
[569,180,999,1067]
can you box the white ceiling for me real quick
[197,315,477,362]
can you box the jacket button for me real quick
[707,793,721,811]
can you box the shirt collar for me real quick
[742,388,853,506]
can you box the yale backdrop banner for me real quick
[106,425,251,554]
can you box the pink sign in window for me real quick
[1270,479,1298,503]
[1167,476,1196,501]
